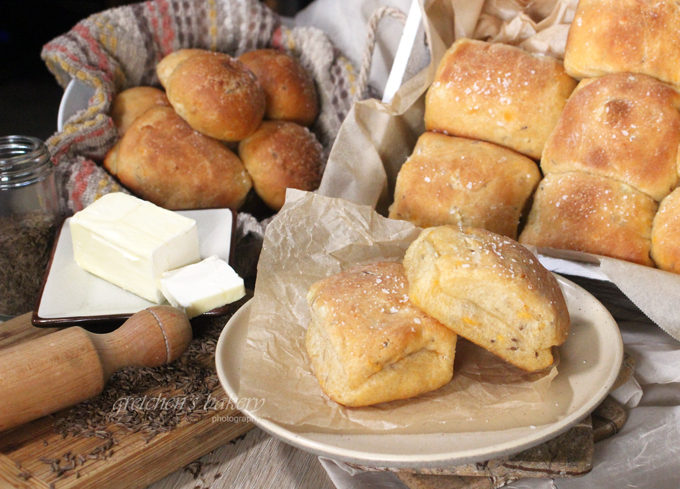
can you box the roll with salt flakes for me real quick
[239,49,319,127]
[403,226,570,372]
[652,188,680,274]
[519,172,658,267]
[156,49,211,89]
[564,0,680,87]
[424,39,577,160]
[305,261,457,407]
[110,86,171,137]
[238,121,324,211]
[540,73,680,202]
[388,132,540,239]
[163,51,265,142]
[104,107,252,210]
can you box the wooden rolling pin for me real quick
[0,306,192,432]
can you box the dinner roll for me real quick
[306,261,457,407]
[156,49,210,89]
[104,107,252,210]
[651,188,680,274]
[239,49,319,127]
[238,121,323,211]
[388,132,540,239]
[164,52,265,142]
[564,0,680,87]
[518,172,658,266]
[403,226,570,372]
[110,86,171,136]
[541,73,680,202]
[424,39,577,160]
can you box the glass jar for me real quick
[0,136,61,319]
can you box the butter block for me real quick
[70,192,200,303]
[160,255,245,318]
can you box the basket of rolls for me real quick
[318,0,680,342]
[41,0,365,219]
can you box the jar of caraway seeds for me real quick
[0,136,61,319]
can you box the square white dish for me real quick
[33,207,235,329]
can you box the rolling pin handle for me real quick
[95,306,193,380]
[0,306,192,432]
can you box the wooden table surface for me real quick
[0,313,337,489]
[149,428,336,489]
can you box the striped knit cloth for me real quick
[41,0,361,215]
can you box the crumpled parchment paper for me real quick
[237,190,558,434]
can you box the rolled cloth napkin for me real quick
[41,0,361,215]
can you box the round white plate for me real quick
[215,275,623,468]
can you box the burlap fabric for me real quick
[41,0,361,216]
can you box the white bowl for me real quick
[57,79,96,132]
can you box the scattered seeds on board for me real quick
[55,315,228,437]
[185,460,204,479]
[40,314,234,481]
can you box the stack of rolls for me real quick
[389,39,577,240]
[305,226,571,407]
[104,48,324,212]
[518,0,680,271]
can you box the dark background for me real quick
[0,0,310,142]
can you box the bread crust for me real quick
[404,226,570,372]
[104,107,252,210]
[564,0,680,87]
[305,261,457,407]
[389,132,540,239]
[541,73,680,202]
[424,39,577,160]
[238,121,323,211]
[519,172,658,266]
[239,49,319,127]
[652,188,680,273]
[156,49,211,89]
[110,86,171,136]
[165,52,265,142]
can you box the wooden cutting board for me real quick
[0,313,254,489]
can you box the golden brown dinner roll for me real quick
[424,39,577,160]
[306,261,457,407]
[104,107,252,210]
[164,52,265,142]
[651,188,680,274]
[541,73,680,202]
[156,48,210,88]
[238,121,324,211]
[518,172,658,266]
[389,132,540,239]
[110,86,171,136]
[239,49,319,127]
[564,0,680,87]
[403,226,570,372]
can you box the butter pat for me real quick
[70,192,200,303]
[160,255,245,318]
